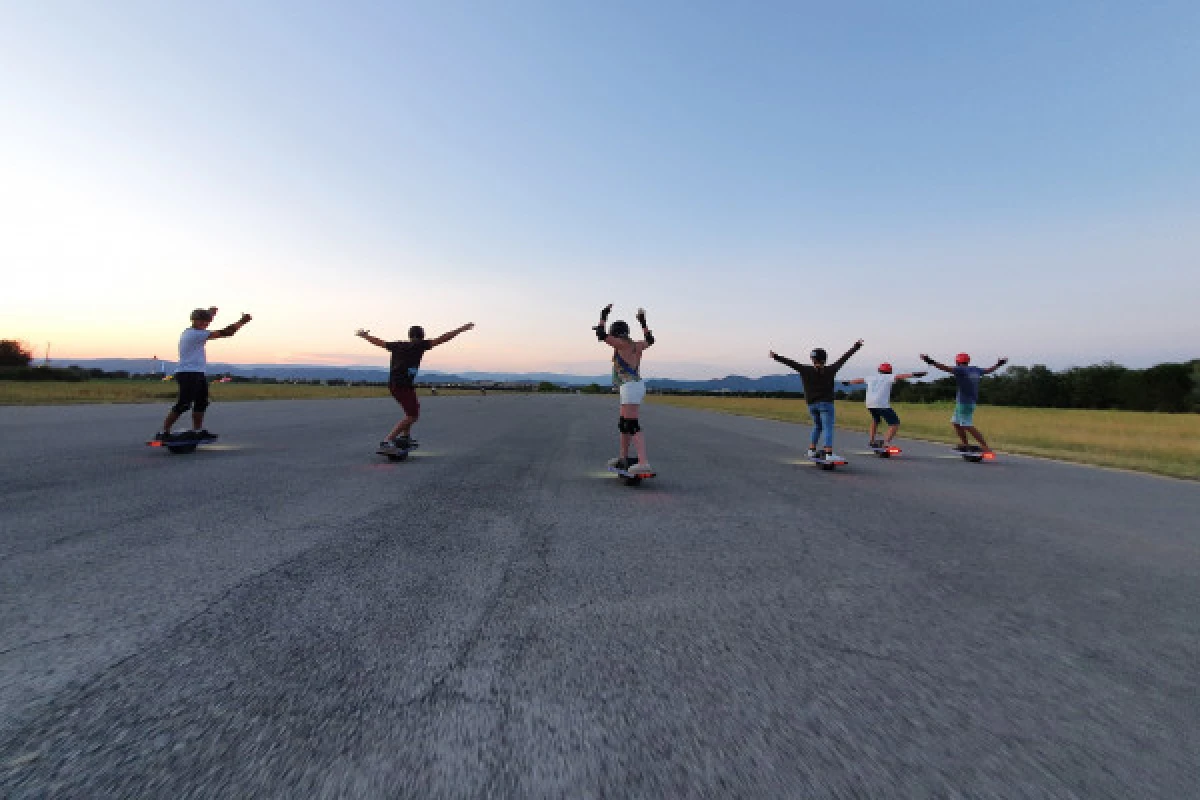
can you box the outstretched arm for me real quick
[355,329,388,349]
[430,322,475,347]
[895,371,928,381]
[919,354,954,373]
[769,350,805,373]
[831,339,864,372]
[208,312,253,340]
[635,307,655,347]
[982,357,1009,375]
[843,378,866,385]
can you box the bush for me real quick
[0,340,33,367]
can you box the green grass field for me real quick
[649,396,1200,480]
[0,380,489,405]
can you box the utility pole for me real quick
[44,342,50,367]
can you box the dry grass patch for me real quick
[649,395,1200,480]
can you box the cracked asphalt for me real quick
[1,395,1198,798]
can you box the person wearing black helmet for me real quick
[768,340,863,462]
[919,351,1008,454]
[155,306,253,442]
[843,362,927,448]
[356,322,475,451]
[594,304,655,476]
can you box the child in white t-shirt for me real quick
[843,363,926,447]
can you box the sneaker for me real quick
[868,439,882,448]
[392,435,417,449]
[806,448,819,459]
[607,457,629,470]
[154,431,175,442]
[825,452,843,462]
[378,440,396,450]
[953,443,971,452]
[194,429,218,441]
[629,463,654,476]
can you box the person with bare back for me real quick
[356,322,474,452]
[594,304,655,476]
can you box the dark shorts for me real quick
[172,371,209,413]
[389,382,420,419]
[868,407,900,426]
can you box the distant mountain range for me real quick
[56,359,854,393]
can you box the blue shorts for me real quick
[869,407,899,426]
[952,403,976,426]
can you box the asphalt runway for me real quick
[2,395,1198,798]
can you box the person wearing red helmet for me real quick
[843,362,927,448]
[919,351,1009,454]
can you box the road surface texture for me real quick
[2,396,1198,798]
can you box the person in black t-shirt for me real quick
[356,323,474,449]
[769,340,863,462]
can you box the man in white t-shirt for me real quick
[156,307,252,442]
[843,363,926,448]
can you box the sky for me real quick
[2,0,1198,379]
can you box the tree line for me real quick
[876,360,1200,413]
[3,339,1197,412]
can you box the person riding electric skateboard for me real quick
[843,363,927,448]
[919,352,1008,455]
[156,307,253,442]
[769,340,863,462]
[594,304,655,476]
[356,322,475,451]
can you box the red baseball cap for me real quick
[955,353,970,365]
[878,363,892,373]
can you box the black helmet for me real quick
[810,348,827,362]
[408,325,425,340]
[609,320,630,337]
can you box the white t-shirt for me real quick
[176,327,212,373]
[864,374,895,409]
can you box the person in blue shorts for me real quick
[919,352,1008,454]
[843,362,927,447]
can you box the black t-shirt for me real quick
[386,340,433,386]
[772,343,862,404]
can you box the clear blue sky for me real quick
[2,1,1197,377]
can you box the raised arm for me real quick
[769,350,805,373]
[592,303,613,343]
[208,312,253,340]
[635,307,655,347]
[355,329,388,349]
[430,322,475,347]
[831,339,864,372]
[919,354,954,373]
[982,357,1009,375]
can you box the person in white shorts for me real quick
[843,362,927,447]
[593,304,655,475]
